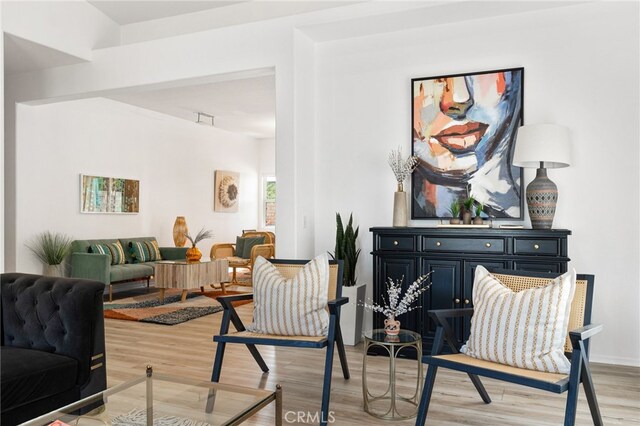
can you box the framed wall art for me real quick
[214,170,239,212]
[80,174,139,214]
[411,67,524,219]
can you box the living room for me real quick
[2,1,639,425]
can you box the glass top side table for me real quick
[362,329,423,420]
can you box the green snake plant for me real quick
[329,213,361,287]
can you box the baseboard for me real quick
[590,354,640,367]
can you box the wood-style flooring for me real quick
[104,287,640,425]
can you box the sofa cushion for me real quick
[110,264,154,283]
[129,240,162,263]
[90,242,126,265]
[71,239,119,256]
[119,237,159,264]
[0,346,78,412]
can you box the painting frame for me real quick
[214,170,240,213]
[80,174,140,214]
[411,67,524,220]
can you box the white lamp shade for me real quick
[513,124,572,168]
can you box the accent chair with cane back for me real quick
[415,267,602,426]
[209,257,350,426]
[210,231,275,285]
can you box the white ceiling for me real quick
[88,1,246,25]
[107,74,276,139]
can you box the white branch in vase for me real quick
[388,147,419,190]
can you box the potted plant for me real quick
[329,213,365,345]
[362,272,432,335]
[184,228,214,262]
[26,231,73,277]
[473,203,484,225]
[448,200,461,224]
[462,196,475,224]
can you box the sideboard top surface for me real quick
[369,227,571,237]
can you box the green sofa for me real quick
[70,237,188,301]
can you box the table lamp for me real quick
[513,124,572,229]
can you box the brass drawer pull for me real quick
[464,299,470,305]
[436,241,442,247]
[534,244,540,250]
[454,298,460,304]
[393,240,399,246]
[485,242,492,248]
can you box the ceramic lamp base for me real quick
[526,167,558,229]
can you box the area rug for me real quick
[113,408,211,426]
[104,289,250,325]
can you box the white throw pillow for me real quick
[460,265,576,374]
[247,253,330,336]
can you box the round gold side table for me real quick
[362,329,423,420]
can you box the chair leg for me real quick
[415,365,438,425]
[468,373,491,403]
[581,356,603,425]
[206,341,227,413]
[246,344,269,373]
[109,285,113,302]
[334,323,350,379]
[564,347,584,426]
[320,341,336,426]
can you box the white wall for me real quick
[15,98,261,273]
[314,2,640,366]
[4,1,639,366]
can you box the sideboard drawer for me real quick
[423,237,505,254]
[378,235,415,251]
[514,238,560,256]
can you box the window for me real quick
[263,177,276,228]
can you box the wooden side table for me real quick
[362,329,423,420]
[155,259,229,303]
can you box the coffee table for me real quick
[21,365,282,426]
[155,259,229,303]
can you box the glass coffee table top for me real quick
[22,366,281,426]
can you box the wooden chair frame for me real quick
[416,269,603,426]
[209,259,350,426]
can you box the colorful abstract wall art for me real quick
[411,68,524,219]
[80,174,139,214]
[214,170,239,212]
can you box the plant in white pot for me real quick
[329,213,365,346]
[26,231,73,277]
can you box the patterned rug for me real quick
[112,408,211,425]
[104,289,249,325]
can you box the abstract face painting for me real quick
[411,68,523,219]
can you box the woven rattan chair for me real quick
[210,231,275,284]
[208,259,350,426]
[416,268,602,426]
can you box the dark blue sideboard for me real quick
[370,227,571,354]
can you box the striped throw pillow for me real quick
[90,242,125,265]
[248,253,329,337]
[460,266,576,374]
[130,240,162,263]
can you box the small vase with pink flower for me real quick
[363,272,433,335]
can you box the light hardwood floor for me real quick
[105,289,640,425]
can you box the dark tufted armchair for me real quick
[1,273,107,425]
